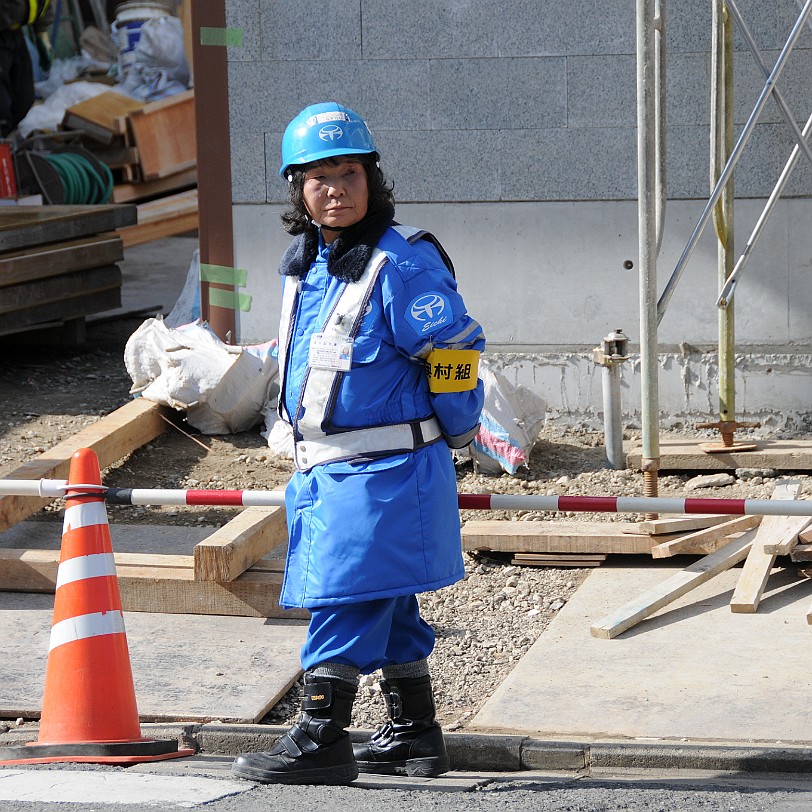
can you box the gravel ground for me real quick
[1,317,810,734]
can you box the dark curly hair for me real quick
[281,153,395,236]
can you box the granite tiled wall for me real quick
[226,0,812,205]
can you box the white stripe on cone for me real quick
[55,553,117,589]
[49,610,127,652]
[63,501,108,531]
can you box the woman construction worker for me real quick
[0,0,52,136]
[231,102,486,786]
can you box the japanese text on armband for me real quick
[424,349,479,393]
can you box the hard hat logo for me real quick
[319,125,344,142]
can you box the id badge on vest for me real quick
[309,332,353,371]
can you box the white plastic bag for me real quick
[124,317,278,434]
[465,361,547,475]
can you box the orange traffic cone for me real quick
[0,448,194,765]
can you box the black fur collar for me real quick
[278,205,396,283]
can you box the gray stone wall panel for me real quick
[430,57,566,130]
[567,55,636,128]
[501,128,636,201]
[362,0,499,59]
[258,0,361,61]
[375,130,501,202]
[295,59,431,131]
[226,0,261,62]
[499,0,634,57]
[228,60,298,133]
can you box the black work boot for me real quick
[232,672,358,785]
[353,674,450,777]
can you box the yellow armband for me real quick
[425,348,480,393]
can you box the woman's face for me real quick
[302,157,369,242]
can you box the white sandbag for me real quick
[124,317,278,434]
[465,361,547,475]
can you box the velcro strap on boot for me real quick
[380,680,403,718]
[302,681,333,711]
[283,722,321,755]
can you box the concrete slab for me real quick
[0,517,304,722]
[0,591,306,723]
[470,558,812,743]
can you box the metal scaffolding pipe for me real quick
[636,0,661,481]
[656,0,812,324]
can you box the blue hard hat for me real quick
[279,102,378,178]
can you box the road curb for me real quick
[3,723,812,774]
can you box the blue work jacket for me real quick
[278,225,485,608]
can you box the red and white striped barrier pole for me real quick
[1,478,811,517]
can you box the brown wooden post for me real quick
[190,0,236,342]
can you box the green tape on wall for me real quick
[200,26,244,47]
[208,288,253,312]
[200,263,248,286]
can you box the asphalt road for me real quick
[3,757,812,811]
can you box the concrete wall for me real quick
[225,0,812,425]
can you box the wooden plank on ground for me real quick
[112,168,197,204]
[0,548,301,618]
[730,482,806,614]
[0,265,122,315]
[793,543,812,562]
[0,235,123,287]
[627,438,812,472]
[0,286,121,337]
[0,205,137,252]
[590,530,758,639]
[650,515,762,559]
[0,398,168,533]
[118,189,198,248]
[194,506,287,581]
[635,515,736,536]
[762,517,812,556]
[512,552,605,568]
[461,520,711,555]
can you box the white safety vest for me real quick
[278,226,444,471]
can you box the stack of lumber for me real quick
[0,204,136,340]
[589,481,812,638]
[0,399,303,619]
[61,89,198,245]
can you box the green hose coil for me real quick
[43,152,114,205]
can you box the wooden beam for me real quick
[0,205,136,252]
[194,506,288,581]
[635,515,737,536]
[0,235,123,286]
[511,552,605,568]
[0,398,168,532]
[650,515,761,558]
[461,520,708,555]
[590,531,758,639]
[762,517,812,556]
[730,482,806,614]
[0,548,303,618]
